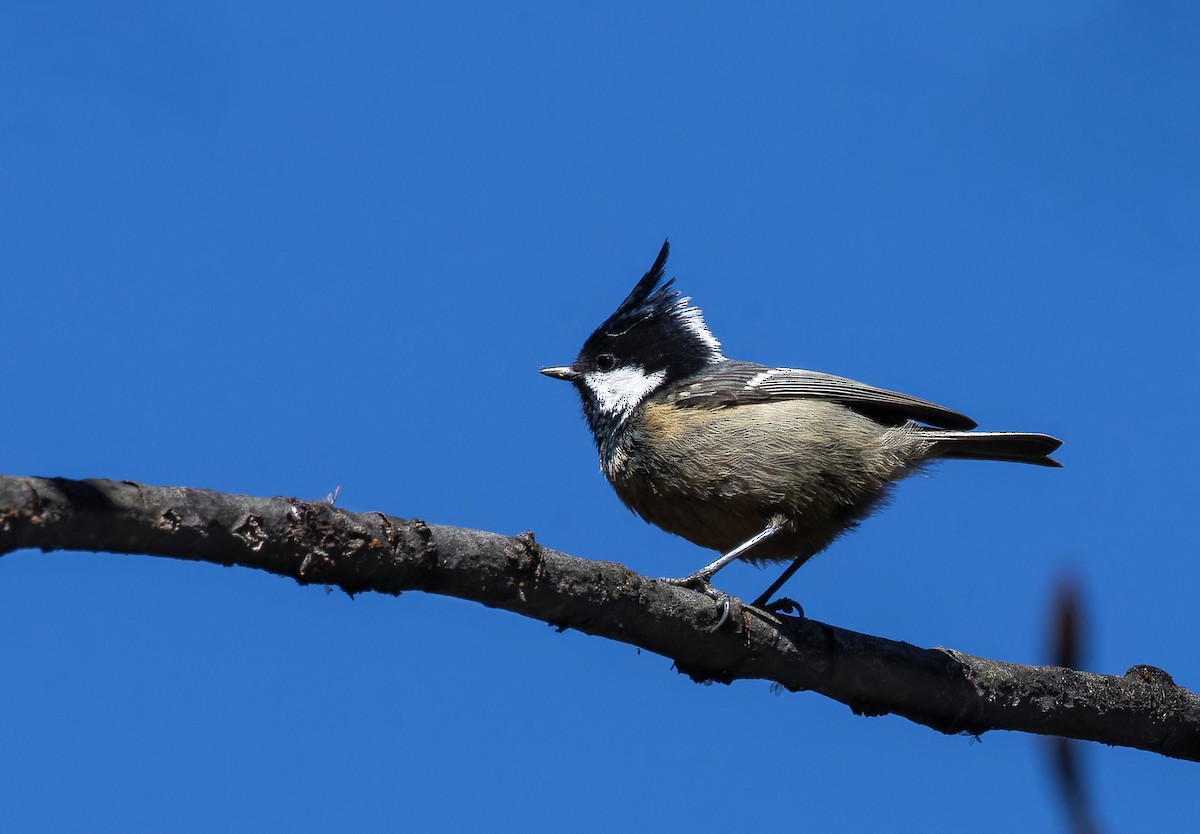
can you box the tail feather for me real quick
[924,431,1063,468]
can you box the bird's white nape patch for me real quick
[674,297,723,359]
[583,365,667,421]
[744,368,782,390]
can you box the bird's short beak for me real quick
[539,365,580,382]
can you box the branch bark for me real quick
[1,474,1195,761]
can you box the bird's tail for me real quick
[923,431,1063,468]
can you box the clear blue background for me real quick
[3,2,1197,831]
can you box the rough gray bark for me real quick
[1,474,1196,761]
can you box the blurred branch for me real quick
[2,474,1197,761]
[1046,575,1103,834]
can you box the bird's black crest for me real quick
[596,239,676,338]
[562,240,720,454]
[578,240,722,378]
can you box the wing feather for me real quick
[667,362,977,430]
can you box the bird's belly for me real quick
[606,445,894,564]
[604,400,922,563]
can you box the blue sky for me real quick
[3,2,1198,830]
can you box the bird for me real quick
[540,240,1062,609]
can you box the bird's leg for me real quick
[662,515,788,590]
[750,556,810,611]
[661,516,788,631]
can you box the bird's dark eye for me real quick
[595,353,617,372]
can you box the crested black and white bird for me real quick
[540,241,1062,608]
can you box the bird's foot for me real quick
[660,574,740,631]
[750,595,805,619]
[660,570,717,592]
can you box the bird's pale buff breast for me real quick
[604,398,932,562]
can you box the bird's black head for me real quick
[540,240,723,447]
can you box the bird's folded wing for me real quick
[667,362,977,430]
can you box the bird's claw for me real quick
[709,595,733,631]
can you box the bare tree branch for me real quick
[1,474,1196,761]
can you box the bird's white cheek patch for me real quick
[584,366,666,420]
